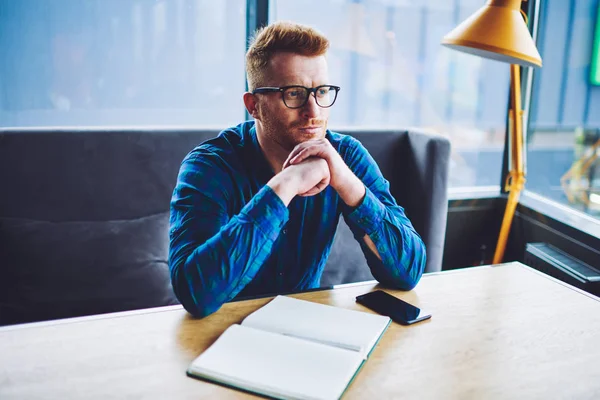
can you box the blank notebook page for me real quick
[241,295,390,356]
[188,324,363,400]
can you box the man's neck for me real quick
[255,130,290,175]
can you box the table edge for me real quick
[0,267,480,331]
[516,261,600,302]
[2,262,597,332]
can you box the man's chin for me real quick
[297,126,326,139]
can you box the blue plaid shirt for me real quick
[169,121,426,317]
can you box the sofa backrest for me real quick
[0,127,450,325]
[321,129,451,285]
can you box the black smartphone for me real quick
[356,290,431,325]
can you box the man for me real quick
[169,21,426,318]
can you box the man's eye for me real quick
[288,91,300,97]
[317,88,329,96]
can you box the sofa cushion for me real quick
[0,212,178,325]
[321,218,375,286]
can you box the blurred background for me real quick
[1,0,599,218]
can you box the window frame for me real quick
[520,0,600,239]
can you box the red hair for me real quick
[246,21,329,90]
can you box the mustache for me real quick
[290,119,327,129]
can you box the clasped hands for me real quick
[272,139,365,207]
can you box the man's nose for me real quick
[301,93,320,119]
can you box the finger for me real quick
[283,141,312,168]
[301,186,324,196]
[283,149,301,169]
[319,175,331,190]
[299,179,327,197]
[290,145,324,165]
[289,149,310,165]
[282,154,295,170]
[302,176,330,196]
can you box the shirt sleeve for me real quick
[168,152,289,318]
[339,137,426,290]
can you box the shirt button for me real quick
[282,229,287,235]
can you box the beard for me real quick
[259,112,328,151]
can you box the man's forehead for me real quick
[266,53,329,84]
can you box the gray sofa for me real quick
[0,127,450,325]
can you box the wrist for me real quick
[267,171,298,206]
[335,171,365,208]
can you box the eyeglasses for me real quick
[252,85,341,109]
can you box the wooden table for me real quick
[2,262,599,399]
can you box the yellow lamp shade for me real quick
[441,0,542,68]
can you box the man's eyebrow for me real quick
[278,82,306,86]
[281,83,330,87]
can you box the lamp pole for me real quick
[493,63,525,264]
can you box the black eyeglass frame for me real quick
[252,85,341,109]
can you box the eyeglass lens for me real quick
[282,86,337,108]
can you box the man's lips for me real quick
[298,126,323,132]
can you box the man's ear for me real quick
[243,92,261,120]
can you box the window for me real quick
[527,0,600,219]
[0,0,246,128]
[1,0,514,191]
[271,0,511,188]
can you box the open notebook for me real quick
[187,295,391,400]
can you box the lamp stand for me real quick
[493,64,526,264]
